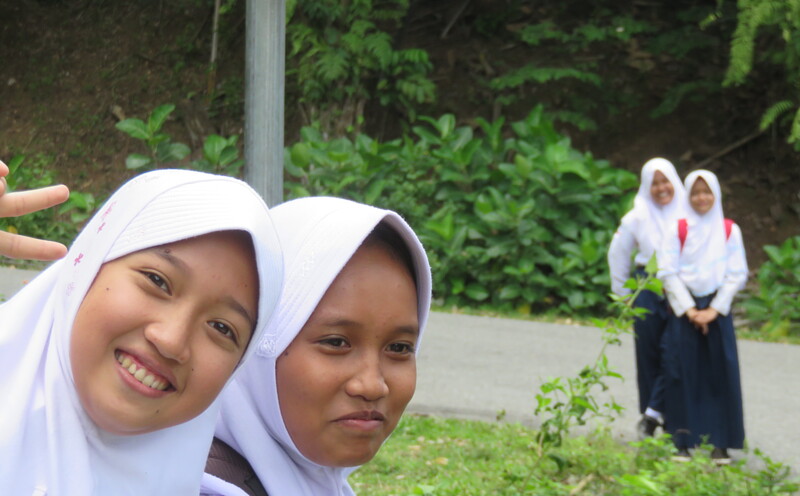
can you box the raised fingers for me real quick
[0,185,70,218]
[0,230,68,261]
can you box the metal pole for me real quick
[245,0,285,207]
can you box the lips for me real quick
[115,350,174,391]
[337,410,386,422]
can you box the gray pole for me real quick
[244,0,285,207]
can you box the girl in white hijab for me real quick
[0,169,283,495]
[658,169,747,464]
[202,196,432,496]
[607,157,687,438]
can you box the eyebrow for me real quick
[152,248,256,330]
[322,318,420,337]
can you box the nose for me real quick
[143,316,192,364]
[345,353,389,401]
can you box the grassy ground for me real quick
[351,415,799,495]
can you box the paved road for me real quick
[2,266,798,472]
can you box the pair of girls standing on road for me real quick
[609,160,747,464]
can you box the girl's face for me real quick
[277,242,419,467]
[71,231,259,435]
[650,170,674,206]
[690,177,715,215]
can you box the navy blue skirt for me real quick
[662,294,745,449]
[631,268,670,414]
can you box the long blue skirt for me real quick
[662,294,745,449]
[632,268,670,414]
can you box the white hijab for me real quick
[678,169,728,296]
[629,157,687,249]
[207,197,432,496]
[0,169,283,495]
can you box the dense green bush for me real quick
[742,235,800,337]
[285,107,637,314]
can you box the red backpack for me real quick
[677,218,734,251]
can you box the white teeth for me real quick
[115,352,169,391]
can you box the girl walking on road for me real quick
[608,157,687,439]
[658,169,747,464]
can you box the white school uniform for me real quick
[658,169,748,316]
[608,157,687,295]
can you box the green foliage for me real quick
[286,0,435,134]
[742,235,800,338]
[351,415,799,495]
[0,154,96,249]
[116,104,244,176]
[115,104,191,170]
[725,0,800,148]
[285,107,637,314]
[533,261,661,458]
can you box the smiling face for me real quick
[690,177,715,215]
[70,230,259,435]
[276,242,419,467]
[650,170,675,206]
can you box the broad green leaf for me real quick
[125,154,152,169]
[203,135,228,163]
[147,104,176,134]
[116,119,150,140]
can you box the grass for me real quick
[351,415,800,495]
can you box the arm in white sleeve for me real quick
[658,222,695,316]
[710,224,748,316]
[608,221,637,296]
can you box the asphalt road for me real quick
[2,266,798,472]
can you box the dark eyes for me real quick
[318,337,415,356]
[388,342,415,355]
[141,270,171,294]
[209,321,238,344]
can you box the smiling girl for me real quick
[0,169,283,494]
[202,196,431,496]
[608,158,687,439]
[658,169,748,464]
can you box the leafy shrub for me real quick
[116,104,244,176]
[725,0,800,149]
[285,106,637,314]
[0,154,96,249]
[742,235,800,337]
[285,0,435,135]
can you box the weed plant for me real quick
[351,415,798,495]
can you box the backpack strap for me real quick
[678,218,734,252]
[724,218,734,240]
[678,218,688,251]
[205,437,269,496]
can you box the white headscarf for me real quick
[678,169,729,296]
[630,157,687,250]
[207,197,432,496]
[0,169,283,495]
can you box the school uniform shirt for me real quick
[202,197,433,496]
[608,158,686,296]
[658,170,748,316]
[0,170,283,495]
